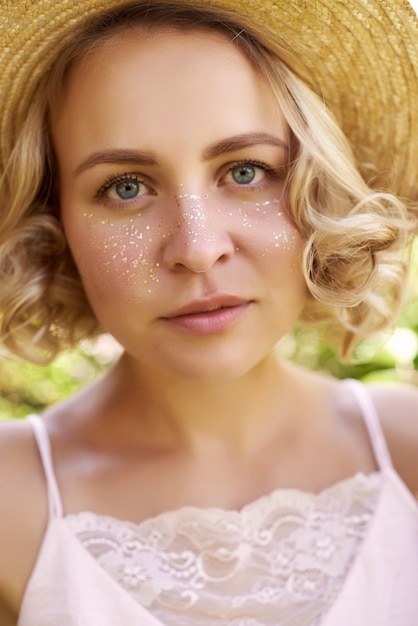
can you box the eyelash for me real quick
[95,172,145,199]
[222,159,283,188]
[94,159,284,208]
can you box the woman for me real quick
[0,1,417,624]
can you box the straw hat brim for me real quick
[1,0,417,199]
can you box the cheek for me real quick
[65,214,165,299]
[236,199,306,305]
[234,198,304,261]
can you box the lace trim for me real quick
[66,472,382,626]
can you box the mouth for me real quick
[165,294,250,317]
[162,295,252,335]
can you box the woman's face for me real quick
[53,28,306,383]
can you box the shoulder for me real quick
[0,419,44,512]
[367,383,418,498]
[0,418,44,495]
[0,419,48,614]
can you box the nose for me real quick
[161,192,235,273]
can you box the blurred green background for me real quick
[1,240,417,420]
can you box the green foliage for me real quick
[0,337,121,420]
[278,238,418,386]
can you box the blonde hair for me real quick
[0,0,413,363]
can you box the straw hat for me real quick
[0,0,417,199]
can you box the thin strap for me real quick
[27,414,64,519]
[344,379,394,471]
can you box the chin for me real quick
[161,349,273,386]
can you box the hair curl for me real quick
[0,0,414,363]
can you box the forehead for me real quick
[57,25,277,107]
[60,26,272,101]
[52,28,287,164]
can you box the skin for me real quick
[54,28,304,386]
[0,28,417,622]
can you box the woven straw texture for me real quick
[0,0,417,198]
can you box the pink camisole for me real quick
[18,381,418,625]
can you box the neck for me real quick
[101,351,299,455]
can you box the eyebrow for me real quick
[73,149,158,178]
[201,132,289,160]
[73,132,289,178]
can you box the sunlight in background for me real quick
[384,328,418,366]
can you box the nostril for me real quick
[162,228,234,273]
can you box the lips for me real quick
[165,294,249,318]
[162,294,252,335]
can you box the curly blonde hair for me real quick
[0,0,414,363]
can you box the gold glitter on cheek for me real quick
[273,231,291,248]
[79,212,166,292]
[229,197,285,236]
[230,196,301,259]
[236,206,252,230]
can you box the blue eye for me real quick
[231,165,256,184]
[115,180,140,199]
[95,174,152,206]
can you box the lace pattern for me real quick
[66,472,381,626]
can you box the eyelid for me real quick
[92,158,286,207]
[93,171,158,213]
[219,158,285,185]
[95,172,147,199]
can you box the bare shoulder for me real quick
[367,383,418,498]
[0,419,48,615]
